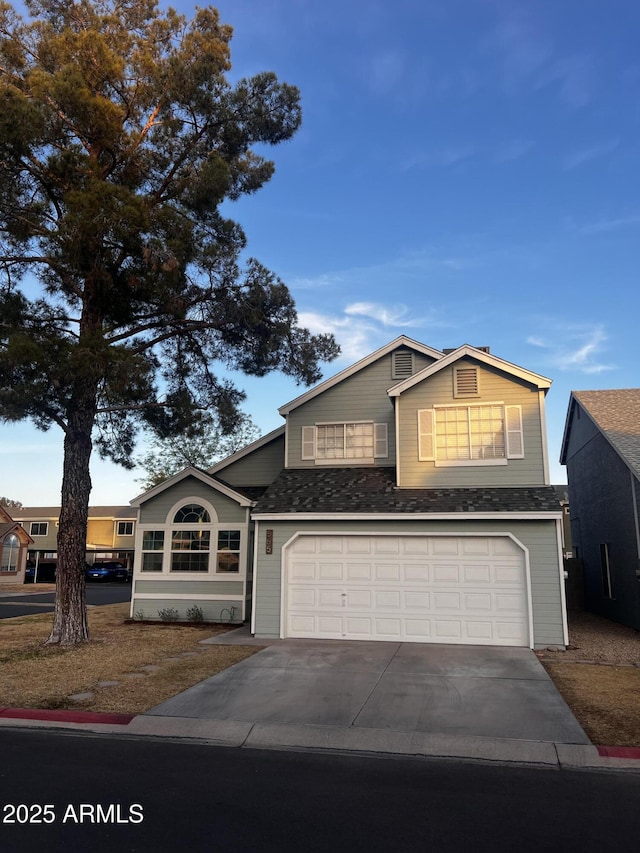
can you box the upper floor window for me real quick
[173,504,210,524]
[302,422,388,462]
[117,521,134,537]
[30,522,48,536]
[418,404,524,466]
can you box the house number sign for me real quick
[265,529,273,554]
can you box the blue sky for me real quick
[3,0,639,505]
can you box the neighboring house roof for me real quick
[16,506,137,519]
[207,425,285,475]
[0,506,33,544]
[278,336,444,415]
[561,389,640,477]
[130,465,255,507]
[388,344,552,397]
[252,467,562,518]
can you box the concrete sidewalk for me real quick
[1,628,638,772]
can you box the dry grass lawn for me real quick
[538,610,640,748]
[542,662,640,748]
[0,603,260,714]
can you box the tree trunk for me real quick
[46,396,96,645]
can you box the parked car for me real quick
[25,562,57,583]
[85,561,131,582]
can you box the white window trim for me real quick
[418,402,524,466]
[116,520,135,537]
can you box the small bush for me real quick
[157,607,179,622]
[186,605,204,623]
[134,609,145,621]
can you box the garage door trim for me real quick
[280,530,534,647]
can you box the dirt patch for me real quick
[538,610,640,747]
[542,662,640,748]
[0,603,261,714]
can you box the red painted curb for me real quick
[597,745,640,759]
[0,707,135,725]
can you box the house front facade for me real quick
[560,389,640,630]
[131,337,567,649]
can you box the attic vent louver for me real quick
[392,350,414,379]
[454,367,479,397]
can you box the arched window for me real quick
[173,504,211,524]
[1,533,19,573]
[170,503,213,572]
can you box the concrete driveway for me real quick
[147,633,589,744]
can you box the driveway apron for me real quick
[146,635,589,744]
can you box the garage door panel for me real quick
[433,564,460,583]
[375,563,400,581]
[346,562,372,580]
[285,535,529,646]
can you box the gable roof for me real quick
[278,336,443,415]
[0,506,33,544]
[388,344,552,397]
[560,389,640,476]
[130,466,254,508]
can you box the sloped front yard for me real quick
[537,611,640,748]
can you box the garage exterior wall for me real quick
[252,518,564,648]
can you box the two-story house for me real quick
[130,337,567,649]
[14,506,138,572]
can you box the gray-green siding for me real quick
[397,359,546,487]
[133,580,243,595]
[286,352,437,468]
[131,599,243,623]
[253,518,564,648]
[215,433,285,487]
[139,476,247,524]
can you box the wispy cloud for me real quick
[401,145,475,171]
[484,7,595,108]
[298,299,451,362]
[345,302,425,328]
[575,214,640,235]
[527,324,615,374]
[494,139,535,163]
[297,310,379,362]
[562,139,619,170]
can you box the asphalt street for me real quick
[0,583,131,619]
[0,729,638,853]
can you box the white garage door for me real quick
[285,534,530,646]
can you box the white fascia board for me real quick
[251,511,562,522]
[278,336,444,415]
[130,466,253,508]
[207,425,285,475]
[388,345,552,397]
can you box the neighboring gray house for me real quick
[131,336,567,649]
[560,389,640,630]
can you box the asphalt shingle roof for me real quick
[254,467,562,515]
[573,389,640,478]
